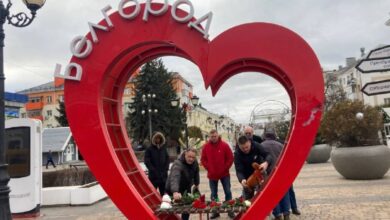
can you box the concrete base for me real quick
[306,144,332,164]
[42,182,107,206]
[331,145,390,180]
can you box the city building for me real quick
[325,46,390,107]
[4,92,28,119]
[18,78,65,128]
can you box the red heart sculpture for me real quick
[64,4,323,219]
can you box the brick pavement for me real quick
[38,161,390,220]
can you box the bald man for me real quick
[244,126,263,144]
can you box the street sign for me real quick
[356,57,390,73]
[361,79,390,96]
[367,45,390,59]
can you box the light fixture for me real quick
[191,95,199,107]
[171,98,180,107]
[23,0,46,12]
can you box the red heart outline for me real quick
[64,4,324,219]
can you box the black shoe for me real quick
[292,209,301,215]
[283,214,290,220]
[210,213,220,219]
[227,211,235,219]
[274,215,283,220]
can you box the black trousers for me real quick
[152,181,166,196]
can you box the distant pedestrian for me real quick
[144,132,170,195]
[46,150,56,169]
[260,127,290,220]
[234,135,272,200]
[201,129,235,219]
[166,148,200,220]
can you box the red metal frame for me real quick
[64,4,324,220]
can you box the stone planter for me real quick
[331,145,390,180]
[306,144,332,163]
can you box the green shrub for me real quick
[319,100,383,147]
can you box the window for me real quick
[27,110,41,117]
[47,110,52,117]
[29,97,41,103]
[46,96,52,103]
[58,95,64,102]
[124,88,131,95]
[384,98,390,105]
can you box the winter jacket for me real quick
[260,137,284,174]
[234,141,272,183]
[201,137,234,180]
[165,153,200,195]
[144,132,170,185]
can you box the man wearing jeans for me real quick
[201,129,234,219]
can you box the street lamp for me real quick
[141,93,157,143]
[0,1,45,219]
[206,115,225,132]
[171,95,199,148]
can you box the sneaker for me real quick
[283,214,290,220]
[227,211,235,219]
[210,213,220,219]
[292,209,301,215]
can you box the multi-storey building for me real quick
[18,78,65,128]
[325,46,390,107]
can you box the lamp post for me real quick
[171,95,199,149]
[0,1,45,218]
[141,93,158,143]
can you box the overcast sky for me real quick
[4,0,390,123]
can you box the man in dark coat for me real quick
[260,127,291,220]
[166,148,200,220]
[144,132,170,195]
[234,135,272,200]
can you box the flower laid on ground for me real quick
[160,194,172,209]
[192,194,207,209]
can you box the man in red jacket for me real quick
[201,129,235,219]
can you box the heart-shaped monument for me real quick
[59,2,324,219]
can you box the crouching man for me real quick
[165,148,200,220]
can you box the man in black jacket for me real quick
[234,135,272,200]
[144,132,170,195]
[166,148,200,220]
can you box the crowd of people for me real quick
[143,126,301,220]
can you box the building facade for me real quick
[5,92,28,119]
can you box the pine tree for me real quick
[127,59,185,143]
[55,100,69,127]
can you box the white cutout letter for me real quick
[188,12,213,39]
[54,63,83,82]
[70,36,93,58]
[88,5,114,43]
[119,0,141,20]
[143,0,168,21]
[171,0,194,23]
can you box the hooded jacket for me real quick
[201,137,234,180]
[144,132,170,184]
[165,152,200,195]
